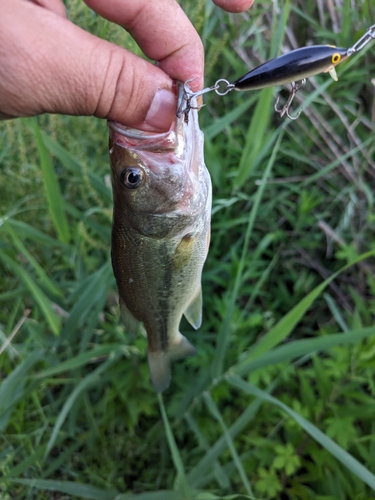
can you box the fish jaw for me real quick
[108,82,212,392]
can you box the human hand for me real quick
[0,0,253,132]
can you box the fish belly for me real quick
[111,220,208,391]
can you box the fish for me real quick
[108,82,212,393]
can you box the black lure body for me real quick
[233,46,348,91]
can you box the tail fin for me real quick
[148,335,197,393]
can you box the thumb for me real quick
[0,0,176,131]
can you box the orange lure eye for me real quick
[332,53,341,64]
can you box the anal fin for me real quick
[183,287,203,330]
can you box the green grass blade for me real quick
[34,344,120,379]
[44,356,118,459]
[185,413,230,490]
[233,326,375,377]
[41,442,81,479]
[302,136,374,186]
[60,260,113,340]
[9,478,118,500]
[230,5,289,190]
[6,446,45,478]
[204,97,257,141]
[116,492,181,500]
[0,351,42,431]
[227,375,375,491]
[233,87,274,189]
[157,394,191,498]
[324,293,349,331]
[7,218,70,249]
[41,132,112,200]
[203,392,253,496]
[244,250,375,362]
[269,0,290,58]
[212,130,284,378]
[187,382,277,488]
[32,119,70,243]
[2,221,63,298]
[194,496,254,500]
[0,253,61,336]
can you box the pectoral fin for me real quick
[148,334,197,393]
[183,287,203,330]
[119,297,140,337]
[329,67,338,81]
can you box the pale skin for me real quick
[0,0,254,132]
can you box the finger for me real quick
[212,0,255,13]
[26,0,67,17]
[0,0,176,131]
[84,0,204,92]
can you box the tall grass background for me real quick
[1,0,375,498]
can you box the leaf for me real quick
[34,344,120,379]
[7,218,70,249]
[6,446,45,479]
[212,129,284,378]
[204,97,257,141]
[60,260,113,339]
[9,479,118,500]
[325,416,357,449]
[233,326,375,377]
[194,495,255,500]
[32,119,70,243]
[227,376,375,491]
[272,443,301,475]
[115,492,181,500]
[41,131,112,200]
[0,351,42,431]
[45,356,118,459]
[203,392,253,496]
[187,382,278,488]
[2,221,63,298]
[184,413,230,490]
[232,88,275,189]
[243,251,375,363]
[0,253,61,336]
[254,468,282,497]
[157,394,191,497]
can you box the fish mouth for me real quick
[107,82,187,152]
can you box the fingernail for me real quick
[144,89,176,131]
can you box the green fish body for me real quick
[108,84,211,392]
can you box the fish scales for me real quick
[108,83,212,392]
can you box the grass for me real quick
[1,0,375,498]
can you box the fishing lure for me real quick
[179,24,375,120]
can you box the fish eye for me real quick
[332,53,341,64]
[121,167,144,189]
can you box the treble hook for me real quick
[274,79,306,120]
[176,78,235,120]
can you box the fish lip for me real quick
[107,121,178,152]
[107,121,173,141]
[107,82,188,151]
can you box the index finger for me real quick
[84,0,204,91]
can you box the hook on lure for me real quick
[274,79,306,120]
[179,23,375,121]
[177,78,235,120]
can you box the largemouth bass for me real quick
[108,83,212,393]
